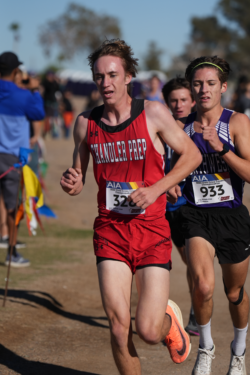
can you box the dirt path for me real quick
[0,136,250,374]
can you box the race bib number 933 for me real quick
[192,172,234,205]
[106,180,145,215]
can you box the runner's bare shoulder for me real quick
[144,99,173,129]
[229,111,250,141]
[74,110,92,141]
[144,99,167,116]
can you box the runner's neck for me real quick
[194,105,224,131]
[102,95,133,127]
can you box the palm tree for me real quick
[9,23,20,53]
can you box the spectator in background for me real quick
[145,74,164,103]
[42,71,60,138]
[0,51,44,267]
[233,78,250,118]
[230,75,249,113]
[15,69,42,175]
[60,90,74,138]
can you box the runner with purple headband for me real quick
[168,56,250,375]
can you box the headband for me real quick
[192,62,223,73]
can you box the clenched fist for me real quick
[60,167,83,196]
[127,186,159,210]
[201,125,223,153]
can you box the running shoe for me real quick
[5,252,30,268]
[185,311,200,336]
[192,345,215,375]
[227,342,246,375]
[164,299,191,364]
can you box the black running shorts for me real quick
[0,153,20,210]
[180,204,250,264]
[165,208,185,248]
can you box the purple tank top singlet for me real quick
[183,109,244,208]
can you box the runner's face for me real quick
[167,88,194,119]
[94,55,132,105]
[192,67,227,111]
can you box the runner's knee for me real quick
[194,278,214,301]
[224,282,244,305]
[136,321,162,345]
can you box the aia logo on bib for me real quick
[106,181,122,189]
[192,175,208,182]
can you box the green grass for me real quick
[0,221,94,288]
[18,221,93,239]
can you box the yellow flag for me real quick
[23,165,44,208]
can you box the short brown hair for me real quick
[88,39,138,93]
[162,77,193,104]
[185,56,231,84]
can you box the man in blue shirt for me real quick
[0,52,44,267]
[162,77,198,335]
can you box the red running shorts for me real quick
[93,216,172,274]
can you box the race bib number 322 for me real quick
[106,180,145,215]
[192,172,234,205]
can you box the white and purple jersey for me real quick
[183,109,244,208]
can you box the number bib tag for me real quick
[106,181,145,215]
[192,172,234,205]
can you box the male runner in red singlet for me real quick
[60,40,201,375]
[168,56,250,375]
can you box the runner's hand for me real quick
[167,185,182,204]
[201,125,223,152]
[60,167,83,195]
[127,186,158,209]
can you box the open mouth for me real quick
[103,91,114,98]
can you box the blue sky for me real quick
[1,0,219,72]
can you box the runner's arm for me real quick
[60,112,90,195]
[221,113,250,183]
[149,102,201,193]
[129,102,202,209]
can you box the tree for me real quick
[218,0,250,34]
[9,23,20,53]
[169,0,250,77]
[217,0,250,72]
[39,3,121,60]
[143,41,164,71]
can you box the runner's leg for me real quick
[177,245,193,295]
[135,266,191,364]
[221,258,249,356]
[135,266,170,343]
[186,237,215,346]
[97,260,141,375]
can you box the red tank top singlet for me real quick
[87,98,166,221]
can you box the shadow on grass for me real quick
[0,344,100,375]
[0,289,109,330]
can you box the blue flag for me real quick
[14,147,34,168]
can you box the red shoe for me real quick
[164,299,191,364]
